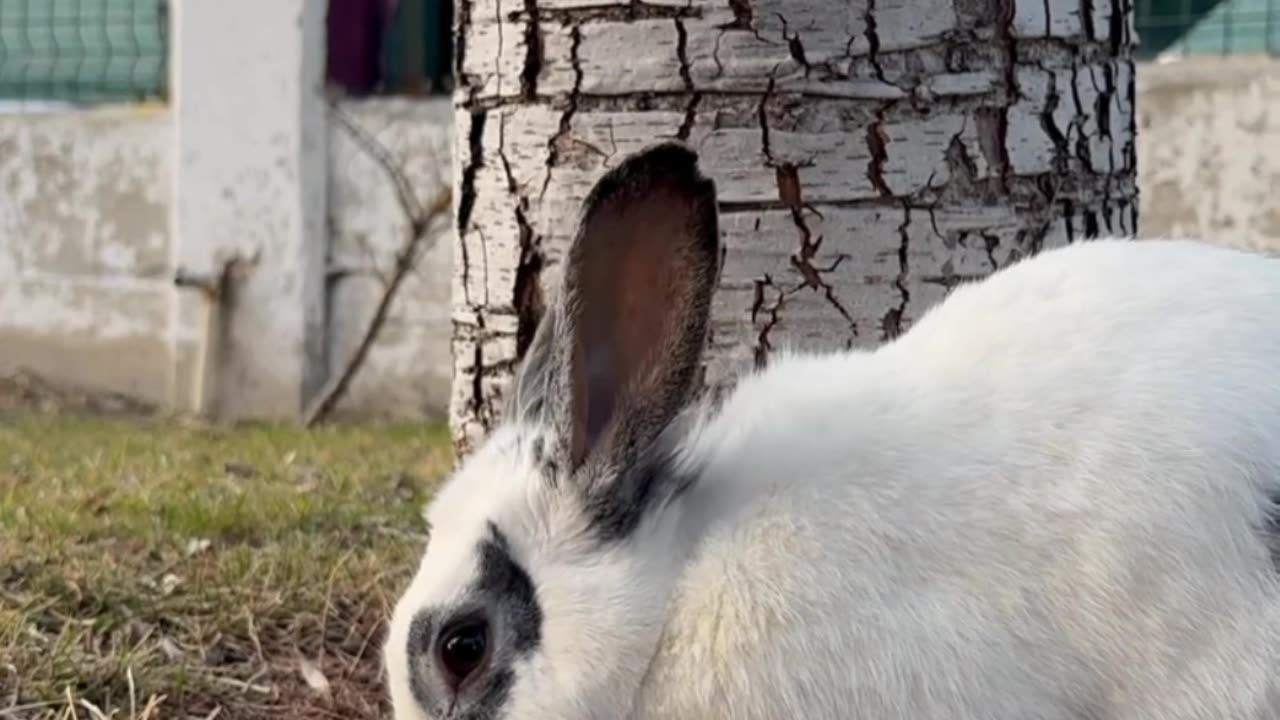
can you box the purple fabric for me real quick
[326,0,402,94]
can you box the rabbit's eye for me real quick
[437,619,489,688]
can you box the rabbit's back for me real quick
[635,239,1280,720]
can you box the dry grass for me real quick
[0,407,451,720]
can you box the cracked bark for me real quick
[1040,68,1070,175]
[866,111,892,197]
[750,274,785,368]
[863,0,887,82]
[675,18,703,141]
[497,116,547,360]
[450,0,1138,455]
[541,23,583,199]
[777,163,856,336]
[881,203,912,341]
[454,0,472,81]
[520,0,543,100]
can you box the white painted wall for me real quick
[0,0,455,422]
[170,0,330,419]
[0,107,172,405]
[1136,56,1280,257]
[2,54,1279,421]
[0,95,456,421]
[326,98,454,421]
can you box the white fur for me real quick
[388,237,1280,720]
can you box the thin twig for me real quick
[199,674,275,697]
[1,701,60,717]
[327,103,427,222]
[137,695,167,720]
[303,102,453,427]
[127,666,137,720]
[303,187,449,426]
[75,699,108,720]
[245,612,265,666]
[61,688,78,720]
[317,548,357,663]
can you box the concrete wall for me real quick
[1137,55,1280,256]
[0,97,455,421]
[170,0,331,420]
[326,99,453,421]
[0,1,455,422]
[2,52,1279,420]
[0,107,172,405]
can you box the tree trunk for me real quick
[449,0,1137,455]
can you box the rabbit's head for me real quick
[385,142,722,720]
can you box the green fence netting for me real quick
[0,0,168,104]
[1138,0,1280,56]
[1,0,1268,106]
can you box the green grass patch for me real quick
[0,413,451,719]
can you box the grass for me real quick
[0,409,452,720]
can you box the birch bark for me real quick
[449,0,1138,454]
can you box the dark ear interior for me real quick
[547,142,721,473]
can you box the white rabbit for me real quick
[384,141,1280,720]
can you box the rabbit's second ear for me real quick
[517,142,719,494]
[564,143,719,473]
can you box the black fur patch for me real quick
[477,523,542,653]
[405,524,543,719]
[581,439,702,542]
[1263,492,1280,570]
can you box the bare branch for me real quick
[327,103,428,224]
[303,101,453,427]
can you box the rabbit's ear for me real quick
[562,142,720,472]
[516,142,719,491]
